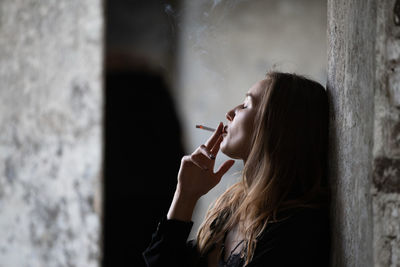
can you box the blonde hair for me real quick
[196,71,330,266]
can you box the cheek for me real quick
[221,113,255,158]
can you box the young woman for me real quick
[143,71,331,267]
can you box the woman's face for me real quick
[221,79,268,161]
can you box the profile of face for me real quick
[220,79,269,161]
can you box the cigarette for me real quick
[196,124,216,132]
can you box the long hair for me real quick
[196,71,330,266]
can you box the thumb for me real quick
[215,160,235,180]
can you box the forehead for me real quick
[247,79,269,99]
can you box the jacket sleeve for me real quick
[142,216,202,267]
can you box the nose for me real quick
[226,107,236,121]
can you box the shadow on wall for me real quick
[102,56,185,266]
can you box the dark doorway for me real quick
[103,1,184,266]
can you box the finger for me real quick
[215,160,235,180]
[180,155,196,169]
[199,145,216,160]
[210,135,223,155]
[190,153,211,170]
[181,155,191,165]
[204,122,224,150]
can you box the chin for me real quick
[220,143,232,157]
[221,145,242,160]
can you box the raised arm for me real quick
[143,122,235,267]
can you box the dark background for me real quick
[103,1,184,266]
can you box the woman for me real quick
[143,71,331,267]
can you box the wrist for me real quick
[167,189,199,222]
[175,184,201,202]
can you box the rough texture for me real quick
[373,192,400,266]
[327,0,376,266]
[374,0,400,266]
[0,0,103,266]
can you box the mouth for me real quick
[222,125,228,135]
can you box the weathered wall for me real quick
[373,0,400,266]
[327,0,376,266]
[0,0,103,266]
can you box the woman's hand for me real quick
[167,122,235,221]
[177,122,235,200]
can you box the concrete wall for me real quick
[328,0,400,265]
[373,0,400,266]
[327,0,376,266]
[0,0,103,266]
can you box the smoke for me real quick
[164,3,181,36]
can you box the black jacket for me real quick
[143,207,330,267]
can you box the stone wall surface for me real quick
[327,0,376,266]
[0,0,103,266]
[374,0,400,266]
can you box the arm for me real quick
[167,122,234,222]
[143,122,235,267]
[142,216,197,267]
[142,192,199,267]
